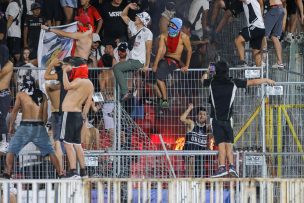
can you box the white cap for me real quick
[136,12,151,27]
[93,33,101,42]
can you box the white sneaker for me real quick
[272,63,285,70]
[0,142,9,153]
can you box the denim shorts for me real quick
[60,0,77,8]
[51,112,63,141]
[8,122,55,156]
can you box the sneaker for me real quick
[211,166,228,178]
[80,169,88,178]
[237,60,247,67]
[65,170,81,179]
[229,165,239,178]
[272,63,285,70]
[0,142,9,153]
[120,92,132,102]
[1,173,12,179]
[160,100,169,109]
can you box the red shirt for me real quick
[77,5,102,32]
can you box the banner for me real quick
[37,22,77,92]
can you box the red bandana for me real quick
[167,32,181,53]
[69,64,89,81]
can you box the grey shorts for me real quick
[60,0,77,8]
[51,112,63,141]
[8,121,55,156]
[264,7,285,38]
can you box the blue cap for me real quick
[168,18,182,37]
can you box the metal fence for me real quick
[1,151,239,179]
[3,65,304,179]
[1,178,304,203]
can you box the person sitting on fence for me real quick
[202,61,275,178]
[180,103,212,178]
[0,60,13,154]
[2,75,63,179]
[113,3,153,102]
[153,18,192,109]
[60,59,93,178]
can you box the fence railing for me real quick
[1,150,239,179]
[5,66,304,178]
[1,178,304,203]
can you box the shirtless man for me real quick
[0,60,13,154]
[152,18,192,109]
[60,59,93,178]
[41,12,93,63]
[2,78,62,179]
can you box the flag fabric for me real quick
[37,22,77,93]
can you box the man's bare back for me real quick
[15,92,47,121]
[0,61,13,90]
[45,83,60,112]
[269,0,282,6]
[62,78,94,112]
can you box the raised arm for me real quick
[180,103,195,132]
[121,3,138,25]
[247,78,275,86]
[41,24,93,40]
[44,58,60,80]
[62,66,80,90]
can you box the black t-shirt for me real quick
[0,15,7,44]
[184,124,208,150]
[203,76,247,120]
[99,1,128,42]
[24,15,45,49]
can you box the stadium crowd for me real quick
[0,0,301,180]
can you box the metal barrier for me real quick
[243,152,304,178]
[2,178,304,203]
[1,150,239,179]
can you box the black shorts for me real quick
[155,57,180,82]
[286,0,297,15]
[60,112,83,144]
[224,0,244,17]
[211,118,234,145]
[43,0,64,21]
[7,37,21,56]
[239,26,265,50]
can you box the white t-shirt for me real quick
[243,0,265,29]
[188,0,209,31]
[128,21,153,64]
[5,1,22,38]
